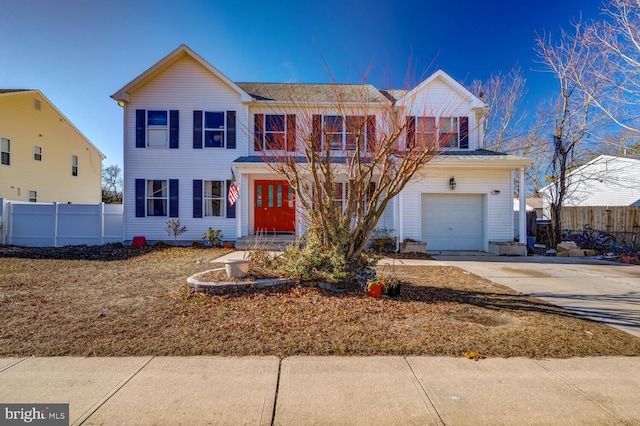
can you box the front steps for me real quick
[235,234,300,251]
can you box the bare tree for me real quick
[252,81,469,281]
[535,23,606,245]
[470,65,528,152]
[102,164,123,203]
[572,0,640,132]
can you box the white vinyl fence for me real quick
[0,198,123,247]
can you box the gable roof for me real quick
[0,89,32,94]
[111,44,253,103]
[0,89,105,160]
[540,154,640,206]
[236,82,386,104]
[395,69,485,110]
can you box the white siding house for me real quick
[112,45,531,251]
[540,155,640,212]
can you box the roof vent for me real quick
[33,98,41,110]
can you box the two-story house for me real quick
[112,45,531,251]
[0,89,105,204]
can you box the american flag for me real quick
[228,170,239,206]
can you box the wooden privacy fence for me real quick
[561,206,640,233]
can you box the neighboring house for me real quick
[540,155,640,211]
[111,45,531,251]
[0,89,105,204]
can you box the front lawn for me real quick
[1,245,639,358]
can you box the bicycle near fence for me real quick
[562,225,639,255]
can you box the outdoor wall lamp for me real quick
[449,177,456,190]
[492,190,501,195]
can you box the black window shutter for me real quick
[286,114,296,151]
[193,111,203,149]
[169,179,179,217]
[366,115,376,152]
[226,111,236,149]
[226,180,236,218]
[407,116,416,150]
[135,110,146,148]
[193,179,203,218]
[312,114,322,151]
[169,110,179,148]
[135,179,146,217]
[254,114,264,152]
[459,116,469,149]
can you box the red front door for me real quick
[254,180,295,233]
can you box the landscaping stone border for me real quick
[187,269,296,293]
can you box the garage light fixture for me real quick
[449,176,456,190]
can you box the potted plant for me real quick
[383,275,401,297]
[366,278,383,298]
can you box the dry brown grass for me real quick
[1,246,639,358]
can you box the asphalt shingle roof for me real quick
[235,82,386,103]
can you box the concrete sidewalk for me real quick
[1,356,638,425]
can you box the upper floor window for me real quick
[408,116,468,149]
[136,109,179,149]
[439,117,459,148]
[324,116,365,150]
[193,110,236,149]
[147,110,168,147]
[204,112,225,147]
[33,145,42,161]
[254,114,296,151]
[1,138,9,166]
[311,114,376,152]
[28,190,37,202]
[71,155,78,176]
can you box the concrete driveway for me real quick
[433,255,640,338]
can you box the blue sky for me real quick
[1,0,603,171]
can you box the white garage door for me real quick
[421,194,484,250]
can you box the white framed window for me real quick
[410,116,465,149]
[332,181,376,212]
[28,190,37,202]
[322,115,369,151]
[204,112,225,148]
[146,180,167,216]
[1,137,9,166]
[71,155,78,176]
[439,117,459,148]
[33,145,42,161]
[204,180,224,217]
[147,110,168,148]
[415,117,437,147]
[264,114,285,150]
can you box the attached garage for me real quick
[421,194,485,250]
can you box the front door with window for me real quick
[254,180,295,233]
